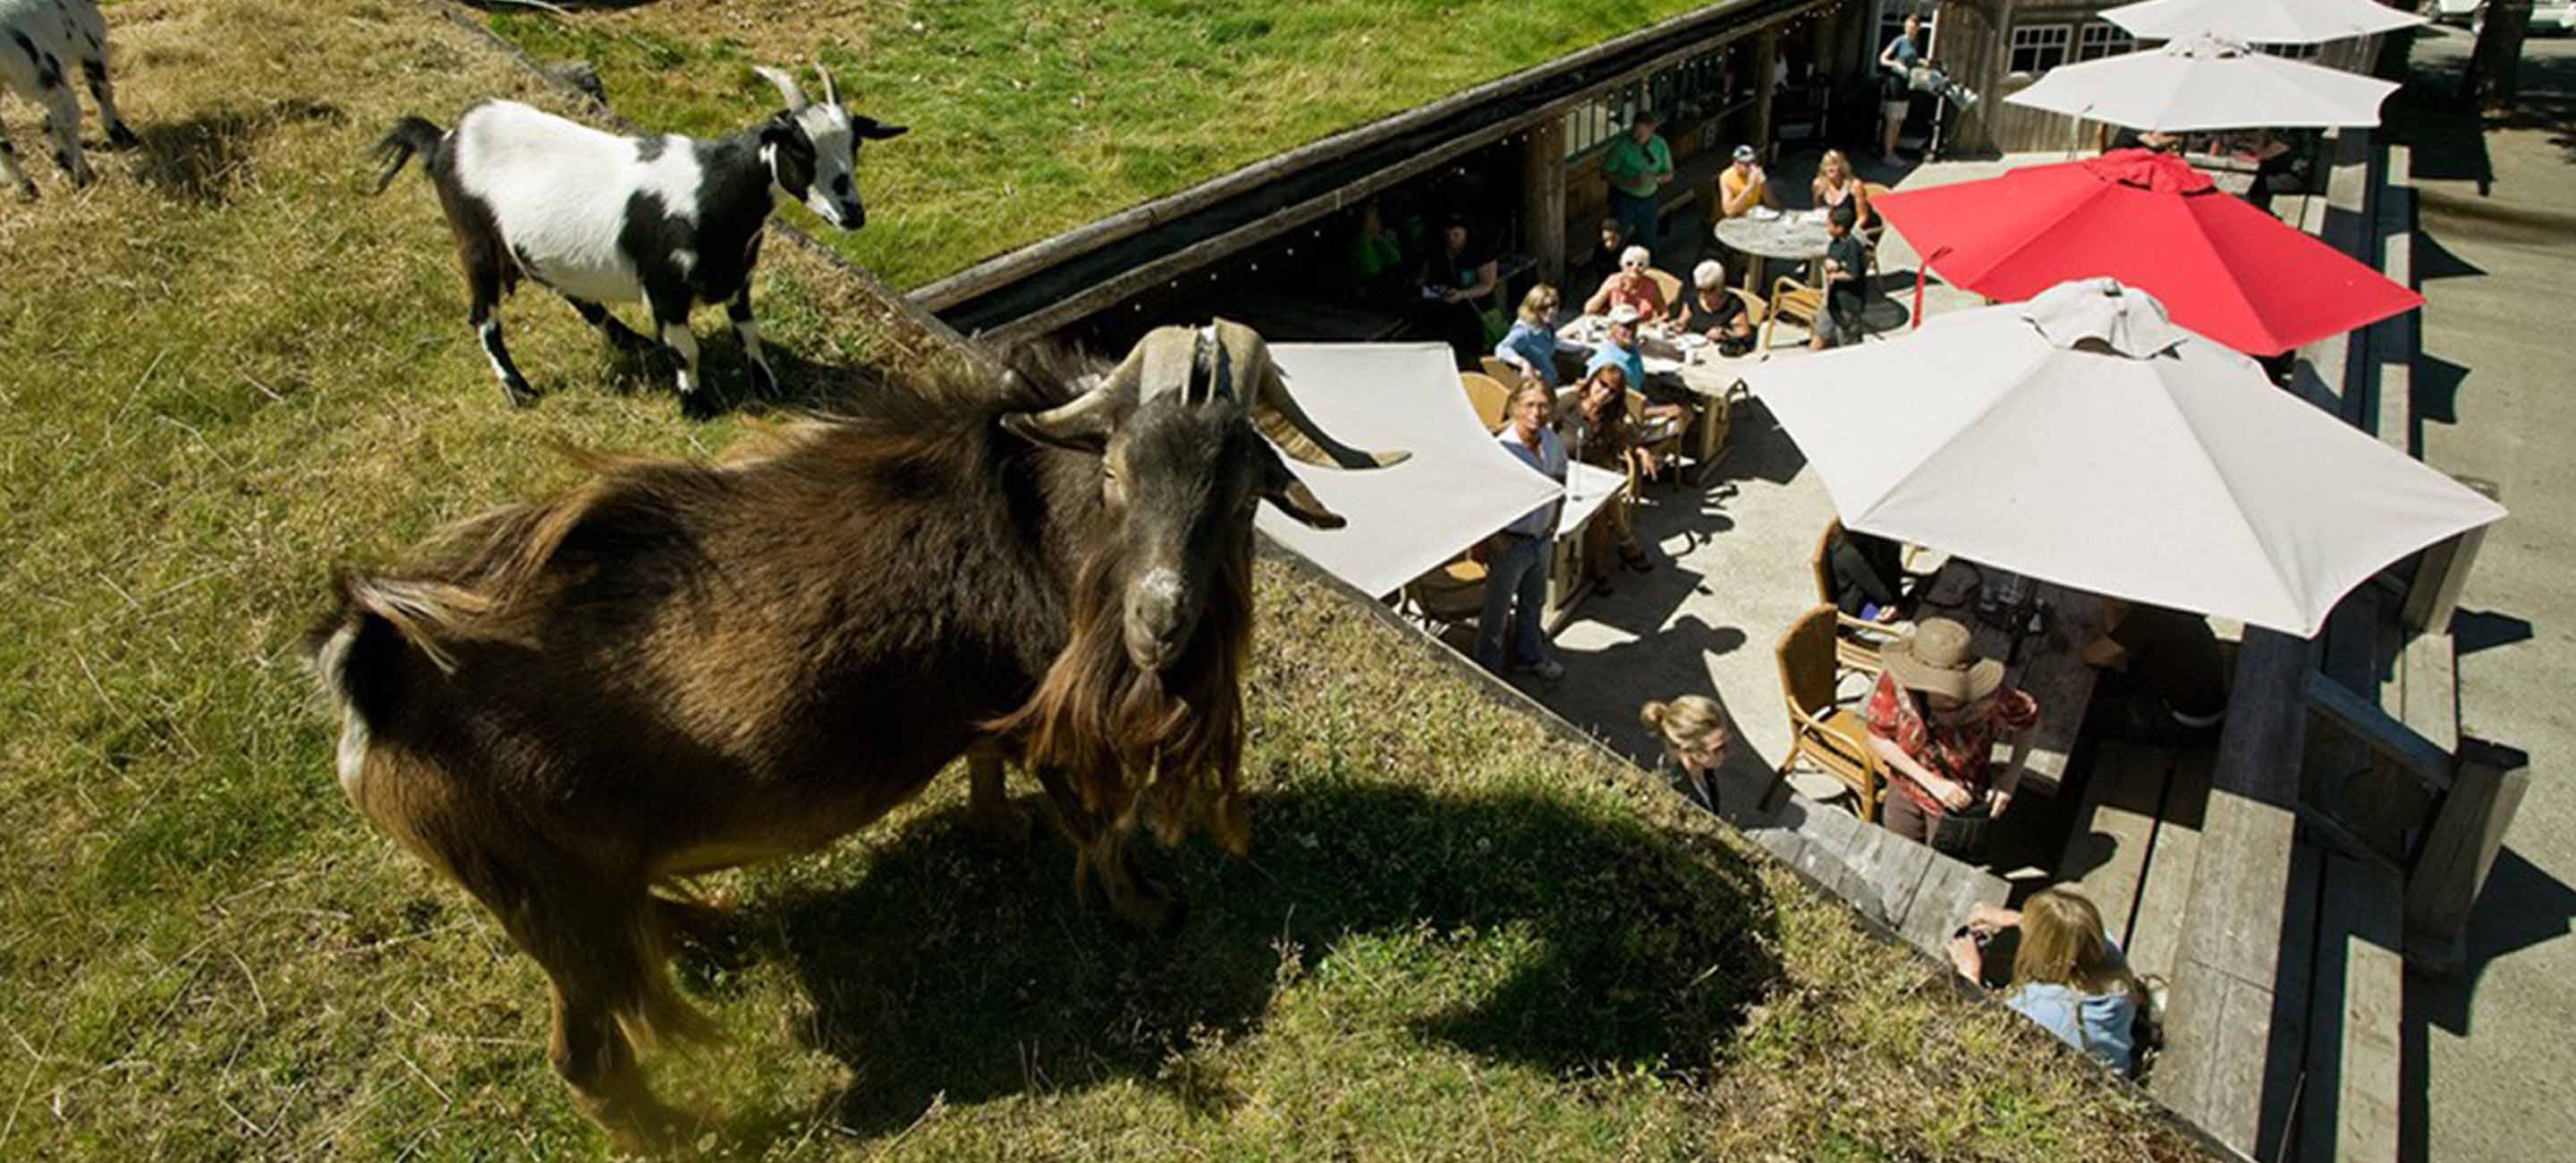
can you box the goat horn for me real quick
[816,63,840,108]
[1208,318,1409,471]
[753,65,808,113]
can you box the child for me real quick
[1810,201,1867,352]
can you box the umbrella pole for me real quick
[1912,246,1951,331]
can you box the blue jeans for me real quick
[1609,189,1659,254]
[1477,533,1552,671]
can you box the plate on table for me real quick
[1641,356,1684,376]
[1676,333,1709,349]
[1748,206,1782,222]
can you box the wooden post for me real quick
[1524,117,1569,288]
[2404,738,2531,976]
[2402,476,2501,634]
[1752,26,1780,159]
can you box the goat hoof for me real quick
[501,379,538,409]
[679,390,719,421]
[748,362,778,400]
[108,124,140,151]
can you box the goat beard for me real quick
[989,535,1254,855]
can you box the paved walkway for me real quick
[1506,153,2046,785]
[2388,26,2576,1163]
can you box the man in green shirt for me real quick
[1603,110,1673,254]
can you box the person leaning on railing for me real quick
[1642,693,1733,811]
[1946,888,2145,1075]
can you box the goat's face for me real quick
[754,65,908,231]
[1004,322,1411,675]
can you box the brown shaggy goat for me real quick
[305,322,1402,1148]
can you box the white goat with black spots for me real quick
[371,65,905,416]
[0,0,137,199]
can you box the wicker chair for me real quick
[1762,275,1825,354]
[1775,603,1885,820]
[1809,519,1903,678]
[1458,371,1513,432]
[1403,555,1490,633]
[1479,356,1530,388]
[1645,267,1685,317]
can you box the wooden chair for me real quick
[1776,603,1885,821]
[1403,554,1490,633]
[1860,183,1894,296]
[1479,356,1530,388]
[1645,267,1684,317]
[1624,388,1683,481]
[1809,519,1902,678]
[1762,275,1825,354]
[1459,371,1513,432]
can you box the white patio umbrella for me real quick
[2004,32,2400,131]
[2103,0,2428,45]
[1743,279,2504,637]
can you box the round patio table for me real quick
[1713,211,1834,293]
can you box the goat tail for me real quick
[370,115,446,195]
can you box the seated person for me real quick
[1583,308,1690,429]
[2081,598,2228,745]
[1947,890,2143,1075]
[1830,524,1909,622]
[1557,364,1657,591]
[1675,259,1754,356]
[1570,217,1629,300]
[1864,619,2039,857]
[1811,149,1873,232]
[1411,213,1502,369]
[1583,244,1667,322]
[1344,198,1407,309]
[1493,284,1565,387]
[1641,693,1732,811]
[1718,144,1778,219]
[1809,202,1867,352]
[2106,127,2185,155]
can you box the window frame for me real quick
[2008,22,2074,76]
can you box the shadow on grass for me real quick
[721,783,1784,1141]
[548,321,895,419]
[131,98,344,207]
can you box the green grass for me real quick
[1,1,2206,1159]
[479,0,1709,289]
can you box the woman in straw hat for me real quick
[1863,617,2039,848]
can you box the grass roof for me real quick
[480,0,1719,290]
[0,1,2206,1158]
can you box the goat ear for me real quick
[856,119,910,140]
[1258,448,1346,530]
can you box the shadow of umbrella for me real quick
[708,784,1785,1144]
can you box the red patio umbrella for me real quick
[1869,149,2420,355]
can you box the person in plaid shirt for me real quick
[1864,618,2039,845]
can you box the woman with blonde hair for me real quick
[1811,149,1872,230]
[1640,693,1731,810]
[1493,283,1565,386]
[1948,887,2143,1074]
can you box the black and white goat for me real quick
[1,0,139,199]
[372,65,905,414]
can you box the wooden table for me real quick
[1911,559,2108,799]
[1713,210,1833,293]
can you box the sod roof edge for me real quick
[440,13,2235,1156]
[923,0,1820,340]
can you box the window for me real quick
[1563,82,1639,158]
[2259,42,2322,61]
[2075,22,2135,63]
[2009,23,2072,75]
